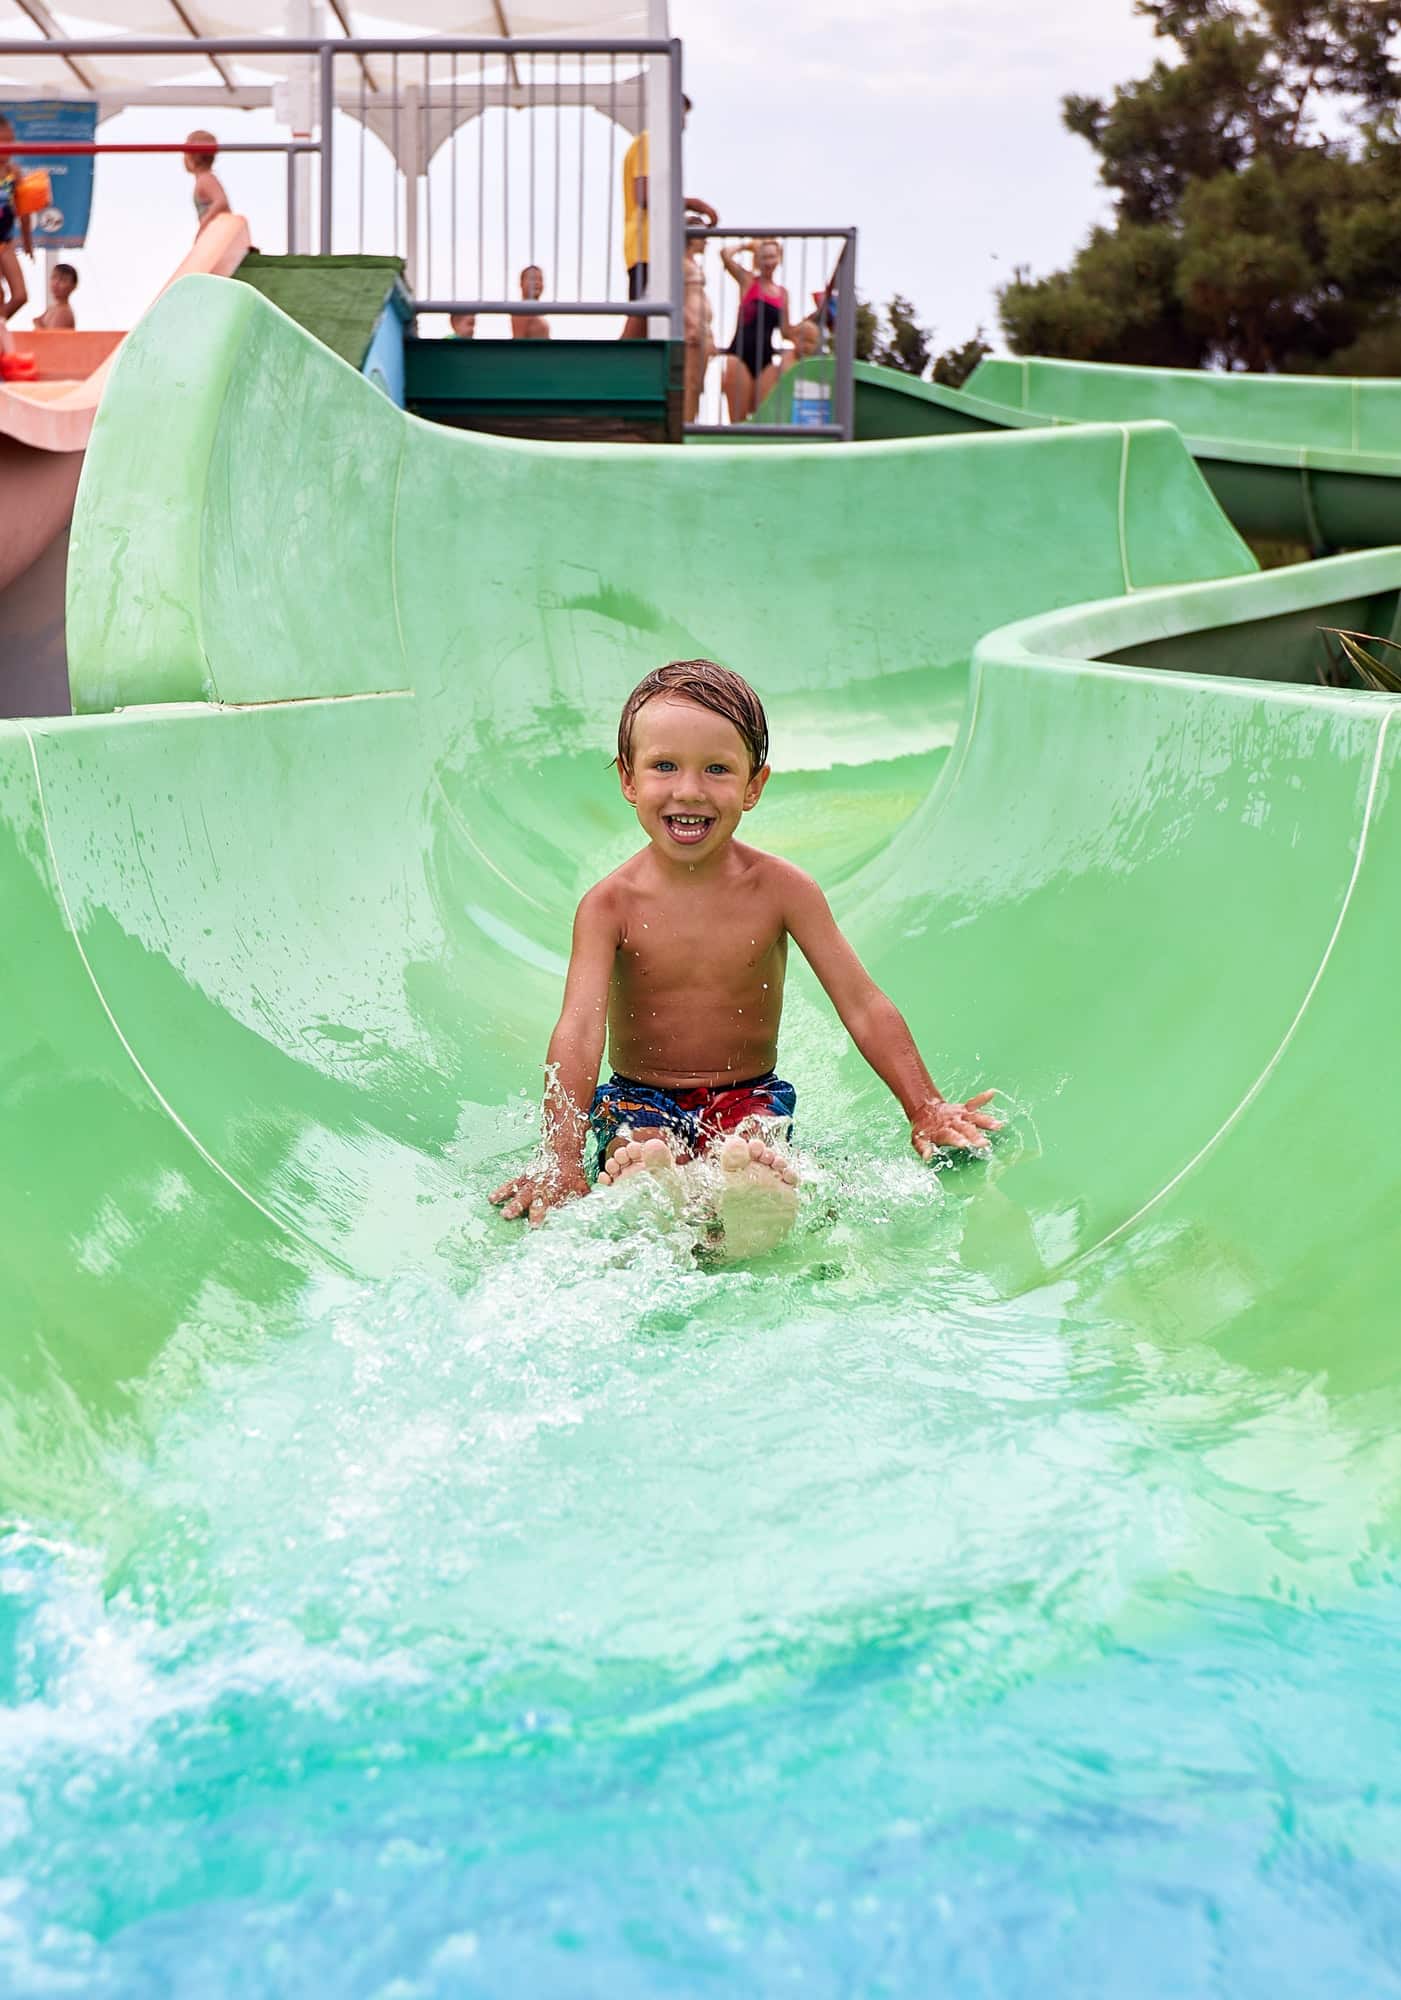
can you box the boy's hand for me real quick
[489,1158,590,1226]
[911,1091,1001,1159]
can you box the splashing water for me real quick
[7,1070,1401,1999]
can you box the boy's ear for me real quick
[743,763,771,810]
[616,757,639,804]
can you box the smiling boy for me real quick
[490,660,999,1255]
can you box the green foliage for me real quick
[875,294,933,376]
[854,295,879,363]
[853,296,988,383]
[1001,1,1401,372]
[932,330,994,388]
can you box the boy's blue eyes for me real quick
[651,761,731,775]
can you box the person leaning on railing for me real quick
[621,94,717,340]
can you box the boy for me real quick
[34,261,76,330]
[183,131,229,236]
[490,661,999,1257]
[510,265,550,341]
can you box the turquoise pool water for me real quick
[5,1022,1401,1996]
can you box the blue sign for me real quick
[791,376,833,428]
[1,100,97,249]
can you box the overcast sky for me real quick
[35,0,1162,347]
[680,0,1160,354]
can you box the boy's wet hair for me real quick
[617,660,769,775]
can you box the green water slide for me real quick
[767,352,1401,550]
[7,273,1401,1501]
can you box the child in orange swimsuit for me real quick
[0,119,34,330]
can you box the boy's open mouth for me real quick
[662,813,716,846]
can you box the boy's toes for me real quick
[745,1137,799,1184]
[719,1135,752,1173]
[639,1138,674,1172]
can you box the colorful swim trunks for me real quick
[589,1070,797,1163]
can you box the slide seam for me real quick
[21,725,345,1269]
[1077,704,1395,1264]
[1117,427,1132,593]
[389,430,409,685]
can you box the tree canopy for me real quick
[854,295,992,385]
[999,1,1401,372]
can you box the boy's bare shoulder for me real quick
[575,856,645,928]
[737,843,828,908]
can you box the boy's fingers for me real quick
[528,1196,549,1226]
[965,1090,997,1109]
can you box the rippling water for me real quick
[6,1007,1401,1994]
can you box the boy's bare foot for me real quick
[597,1135,687,1214]
[712,1134,799,1259]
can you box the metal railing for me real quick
[0,35,855,438]
[683,227,855,441]
[317,37,682,339]
[4,133,321,255]
[0,34,683,340]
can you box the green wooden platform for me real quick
[404,336,683,443]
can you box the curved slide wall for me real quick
[0,214,249,718]
[768,353,1401,550]
[10,273,1401,1495]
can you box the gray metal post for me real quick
[318,42,334,252]
[666,39,684,344]
[834,229,856,442]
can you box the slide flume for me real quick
[6,275,1401,1989]
[767,351,1401,550]
[5,271,1400,1458]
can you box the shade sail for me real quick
[0,1,664,110]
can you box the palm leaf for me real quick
[1317,626,1401,695]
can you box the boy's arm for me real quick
[490,883,617,1224]
[782,866,1000,1156]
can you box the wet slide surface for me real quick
[769,351,1401,549]
[6,276,1401,1994]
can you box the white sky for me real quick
[18,0,1162,349]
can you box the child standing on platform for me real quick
[184,131,229,236]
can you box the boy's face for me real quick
[620,696,768,862]
[52,271,74,301]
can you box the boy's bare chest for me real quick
[616,887,785,990]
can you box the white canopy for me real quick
[0,1,665,113]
